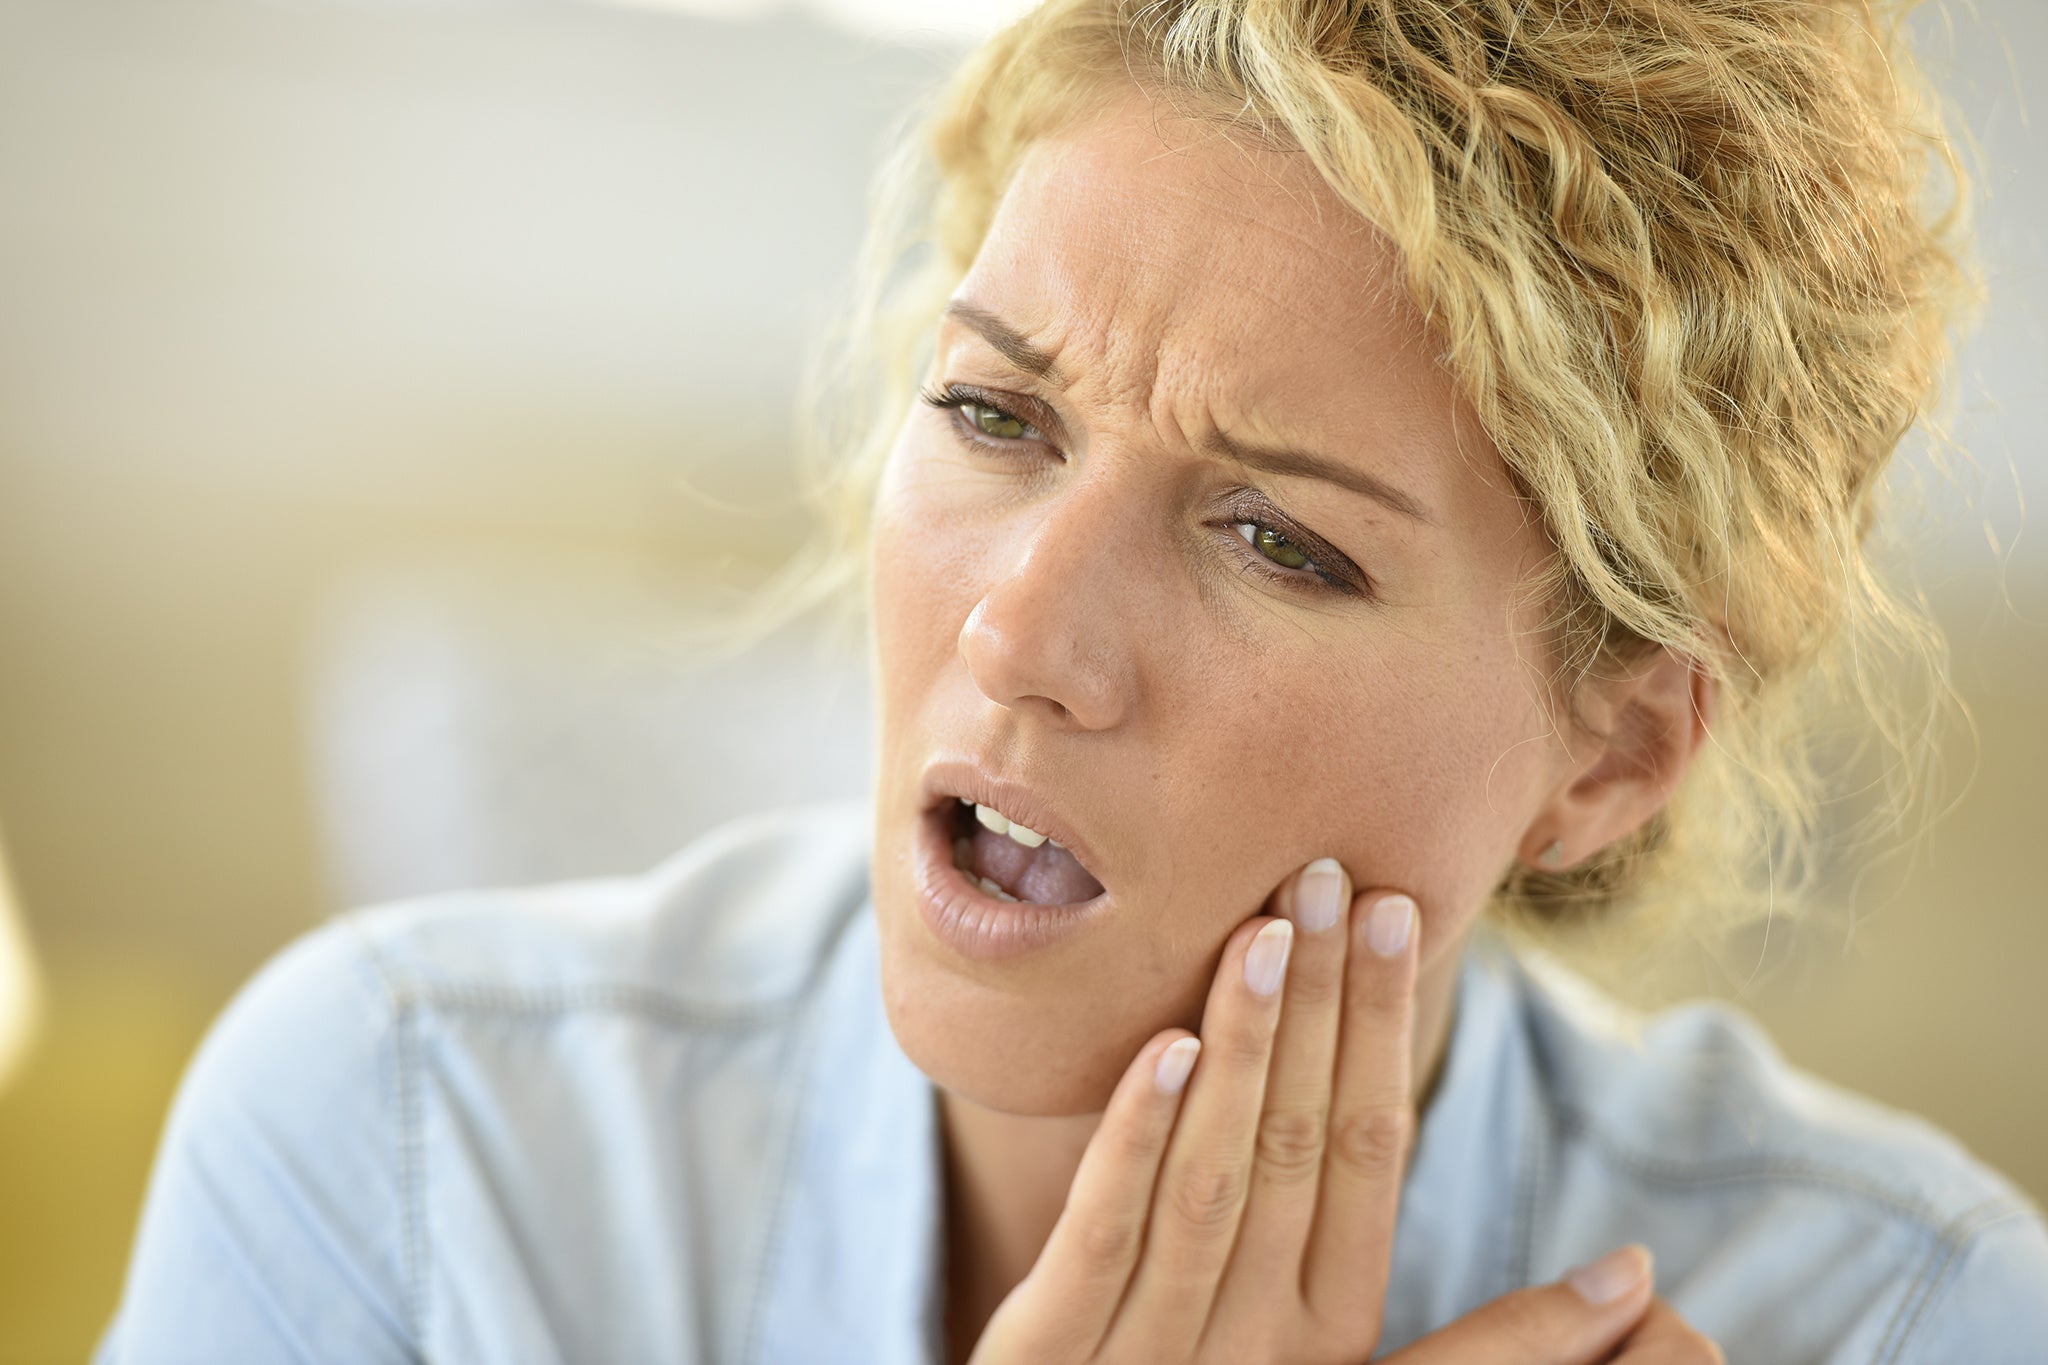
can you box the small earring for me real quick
[1538,839,1566,869]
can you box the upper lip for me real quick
[921,758,1111,893]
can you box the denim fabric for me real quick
[93,798,2048,1362]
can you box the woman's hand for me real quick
[966,858,1725,1364]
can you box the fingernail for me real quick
[1154,1037,1201,1095]
[1366,895,1415,958]
[1244,919,1294,996]
[1294,858,1346,932]
[1567,1245,1651,1305]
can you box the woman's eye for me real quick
[1233,521,1314,572]
[919,383,1360,598]
[963,401,1036,441]
[917,384,1048,446]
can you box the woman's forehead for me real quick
[954,98,1438,412]
[944,97,1500,521]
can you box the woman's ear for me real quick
[1518,646,1716,870]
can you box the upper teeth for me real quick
[969,800,1063,850]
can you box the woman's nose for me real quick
[956,483,1141,732]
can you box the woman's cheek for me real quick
[1284,657,1543,922]
[875,444,998,622]
[872,459,969,668]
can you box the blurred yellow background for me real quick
[0,1,2041,1359]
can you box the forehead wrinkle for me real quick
[984,245,1411,483]
[977,112,1448,487]
[1032,152,1404,388]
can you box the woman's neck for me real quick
[936,938,1468,1364]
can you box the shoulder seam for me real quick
[1552,1103,1973,1232]
[395,996,429,1350]
[1873,1198,2036,1365]
[736,904,867,1365]
[337,915,430,1348]
[1509,1078,1547,1290]
[380,981,814,1029]
[334,908,825,1349]
[335,891,852,1030]
[331,802,870,1027]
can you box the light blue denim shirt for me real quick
[95,798,2048,1363]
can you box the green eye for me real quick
[1236,522,1311,570]
[965,402,1032,440]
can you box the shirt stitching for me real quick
[394,1001,429,1357]
[1509,1066,1545,1290]
[733,1002,819,1365]
[333,898,842,1028]
[1551,1104,1976,1233]
[336,886,859,1364]
[741,912,860,1365]
[371,982,812,1029]
[1873,1199,2034,1365]
[344,916,432,1361]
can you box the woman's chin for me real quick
[876,939,1151,1116]
[923,1037,1133,1117]
[871,840,1213,1115]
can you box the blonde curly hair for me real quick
[718,0,1976,982]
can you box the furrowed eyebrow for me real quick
[943,301,1067,386]
[1204,430,1437,526]
[942,300,1434,526]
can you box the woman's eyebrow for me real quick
[943,299,1433,527]
[1204,429,1437,526]
[944,301,1068,386]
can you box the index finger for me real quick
[1008,1029,1203,1356]
[1302,888,1421,1318]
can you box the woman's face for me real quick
[868,92,1570,1116]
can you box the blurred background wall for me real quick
[0,0,2041,1357]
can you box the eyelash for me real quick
[917,383,1362,598]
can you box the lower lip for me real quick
[912,801,1113,961]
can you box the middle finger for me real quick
[1210,857,1354,1317]
[1100,912,1294,1358]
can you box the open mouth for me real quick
[941,797,1108,906]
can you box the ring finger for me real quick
[1301,888,1421,1319]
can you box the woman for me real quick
[95,1,2045,1361]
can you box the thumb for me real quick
[1379,1244,1655,1364]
